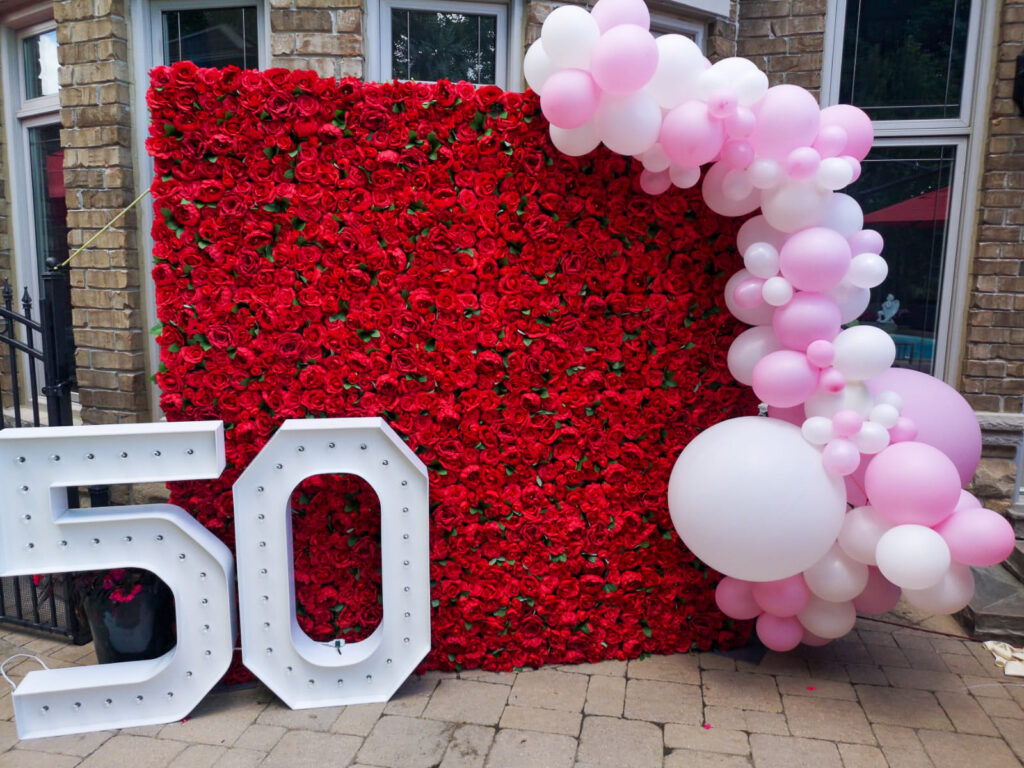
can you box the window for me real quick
[161,5,259,68]
[21,29,58,99]
[823,0,995,379]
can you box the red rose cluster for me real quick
[148,62,756,672]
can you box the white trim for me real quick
[0,3,52,29]
[649,11,705,51]
[661,0,729,17]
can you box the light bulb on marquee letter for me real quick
[233,418,430,709]
[0,422,236,740]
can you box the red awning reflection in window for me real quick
[863,187,949,225]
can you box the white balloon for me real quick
[695,67,730,100]
[816,157,855,191]
[744,242,780,279]
[869,403,900,429]
[645,34,704,109]
[735,69,769,106]
[801,416,834,446]
[668,417,847,582]
[724,269,775,325]
[804,544,870,602]
[737,215,786,252]
[820,193,864,237]
[875,525,951,590]
[727,326,784,386]
[669,165,701,189]
[723,169,754,200]
[847,253,889,289]
[524,39,559,92]
[902,564,975,615]
[829,283,871,324]
[541,6,601,69]
[875,390,903,410]
[641,143,671,173]
[838,505,892,565]
[762,276,794,307]
[854,421,890,454]
[804,382,873,418]
[549,122,601,157]
[595,91,661,156]
[761,181,831,232]
[748,159,782,189]
[833,325,896,381]
[798,595,857,639]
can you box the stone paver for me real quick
[627,652,700,684]
[256,700,345,732]
[498,706,581,736]
[775,675,856,701]
[702,669,782,712]
[507,669,588,712]
[484,728,576,768]
[935,690,999,735]
[749,733,842,768]
[575,716,662,768]
[357,715,454,768]
[11,729,112,757]
[261,730,362,768]
[663,724,749,755]
[624,678,703,724]
[78,734,187,768]
[837,743,887,768]
[918,728,1022,768]
[781,694,875,744]
[159,689,269,745]
[329,702,386,736]
[423,679,509,726]
[664,751,751,767]
[168,744,227,768]
[856,685,954,730]
[0,750,79,768]
[440,724,495,768]
[584,674,624,716]
[233,723,285,751]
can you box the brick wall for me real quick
[735,0,825,92]
[56,0,148,424]
[270,0,363,79]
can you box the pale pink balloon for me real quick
[889,417,918,443]
[724,106,756,138]
[819,369,846,394]
[779,227,853,293]
[734,277,766,309]
[813,125,847,158]
[752,574,810,617]
[661,100,725,168]
[867,368,982,486]
[865,442,962,527]
[823,438,860,476]
[848,229,884,255]
[590,24,658,94]
[832,409,863,438]
[852,567,901,615]
[737,215,787,253]
[757,613,804,652]
[752,350,820,408]
[844,156,862,182]
[934,507,1016,567]
[702,161,761,217]
[639,168,671,195]
[750,85,821,161]
[786,147,821,180]
[772,292,842,351]
[590,0,650,33]
[806,340,835,368]
[715,576,762,620]
[844,458,870,507]
[540,69,600,129]
[819,104,873,161]
[724,269,776,326]
[955,490,983,511]
[707,88,738,119]
[721,140,753,169]
[801,630,832,647]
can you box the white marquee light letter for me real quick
[233,418,430,708]
[0,423,236,739]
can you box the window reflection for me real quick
[163,7,258,69]
[391,9,497,84]
[22,30,59,99]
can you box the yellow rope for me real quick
[58,188,151,269]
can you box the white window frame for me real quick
[649,11,706,51]
[366,0,523,89]
[821,0,998,383]
[131,0,270,420]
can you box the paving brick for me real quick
[740,651,809,677]
[627,653,700,684]
[805,659,849,682]
[858,629,899,648]
[844,664,889,686]
[210,749,265,768]
[356,715,454,767]
[837,743,887,768]
[11,729,112,757]
[168,744,227,767]
[856,685,953,730]
[992,716,1024,762]
[422,680,509,726]
[261,730,362,768]
[499,706,581,736]
[79,734,187,768]
[883,666,965,692]
[623,678,703,724]
[484,728,576,768]
[866,644,911,668]
[960,675,1012,698]
[159,689,269,745]
[697,652,736,671]
[0,751,80,768]
[702,670,782,713]
[508,669,588,712]
[663,724,749,755]
[976,696,1024,719]
[748,733,842,768]
[782,694,875,744]
[329,702,386,736]
[257,701,346,732]
[384,672,442,717]
[584,674,625,716]
[938,653,989,676]
[702,706,789,735]
[575,716,662,768]
[775,676,856,700]
[439,724,494,768]
[556,660,626,677]
[233,724,285,751]
[935,691,999,735]
[458,670,513,686]
[664,751,751,768]
[918,728,1022,768]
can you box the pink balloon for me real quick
[701,161,761,217]
[819,105,873,161]
[590,0,650,33]
[752,574,811,617]
[756,613,804,652]
[752,350,820,408]
[779,227,853,293]
[707,89,738,119]
[848,229,884,255]
[737,215,786,253]
[819,369,846,394]
[832,409,863,438]
[772,292,842,351]
[750,85,821,161]
[852,567,901,615]
[724,269,776,326]
[639,168,671,195]
[844,156,862,182]
[844,457,870,507]
[734,277,766,309]
[813,125,847,158]
[721,140,753,169]
[786,147,821,180]
[801,630,832,647]
[590,25,658,95]
[767,404,804,426]
[806,340,835,368]
[867,368,982,486]
[661,101,725,168]
[724,106,756,138]
[934,507,1016,567]
[823,438,860,476]
[540,69,600,129]
[956,490,983,511]
[865,442,962,527]
[715,576,762,620]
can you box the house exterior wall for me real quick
[735,0,824,94]
[270,0,364,79]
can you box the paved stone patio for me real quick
[0,606,1021,767]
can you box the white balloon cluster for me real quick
[533,0,1016,652]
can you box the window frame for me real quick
[649,11,705,51]
[149,0,267,73]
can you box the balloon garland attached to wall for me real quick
[529,0,1014,651]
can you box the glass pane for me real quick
[163,7,258,69]
[391,9,497,84]
[27,124,69,279]
[22,30,59,99]
[850,144,957,374]
[839,0,971,121]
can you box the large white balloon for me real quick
[820,193,864,237]
[875,525,951,590]
[524,39,559,93]
[540,6,601,69]
[594,91,661,156]
[761,180,831,232]
[644,34,703,109]
[668,417,847,582]
[549,122,601,157]
[728,326,784,386]
[833,325,896,381]
[798,595,857,639]
[829,281,871,324]
[838,505,892,565]
[902,564,975,614]
[804,544,870,602]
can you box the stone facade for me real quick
[270,0,364,79]
[735,0,825,94]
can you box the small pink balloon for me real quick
[843,156,862,182]
[955,490,983,512]
[724,269,776,326]
[752,350,821,408]
[889,417,918,443]
[779,227,853,293]
[832,409,863,438]
[823,438,860,477]
[639,168,671,195]
[786,147,821,181]
[590,24,658,95]
[750,85,822,161]
[772,292,842,351]
[724,106,756,139]
[801,629,832,647]
[540,69,600,129]
[757,613,804,652]
[819,104,873,160]
[865,442,962,526]
[752,575,810,618]
[721,140,753,169]
[590,0,651,33]
[852,567,901,615]
[734,277,766,309]
[848,229,884,255]
[934,507,1016,567]
[715,576,762,620]
[661,100,725,168]
[820,369,846,394]
[767,404,805,426]
[708,88,738,119]
[806,340,835,368]
[813,125,847,158]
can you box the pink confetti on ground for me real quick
[806,686,816,691]
[703,723,712,730]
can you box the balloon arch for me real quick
[529,0,1013,651]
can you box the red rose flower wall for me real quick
[148,63,756,672]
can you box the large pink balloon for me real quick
[752,350,820,408]
[540,69,600,129]
[934,507,1016,567]
[752,574,810,617]
[590,24,658,94]
[772,292,842,351]
[767,404,804,426]
[867,368,982,486]
[864,442,962,527]
[724,269,776,326]
[852,567,901,615]
[749,85,821,161]
[737,215,786,253]
[715,577,762,620]
[661,100,725,168]
[818,104,873,161]
[590,0,650,31]
[779,227,852,292]
[756,613,804,652]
